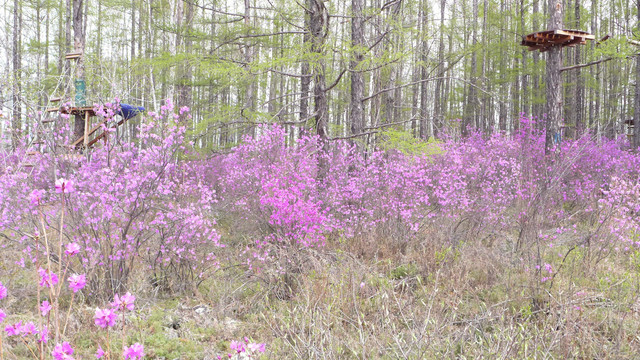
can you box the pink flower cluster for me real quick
[223,337,266,359]
[94,292,136,328]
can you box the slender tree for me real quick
[11,0,21,148]
[349,0,365,140]
[634,0,640,148]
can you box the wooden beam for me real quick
[71,120,109,147]
[65,51,83,60]
[87,118,130,147]
[554,29,595,39]
[83,111,90,148]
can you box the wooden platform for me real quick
[521,29,595,52]
[46,106,98,116]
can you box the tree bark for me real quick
[299,0,312,132]
[545,0,563,153]
[634,0,640,149]
[463,0,478,137]
[419,0,429,139]
[72,0,85,142]
[349,0,365,141]
[573,0,585,137]
[242,0,255,136]
[309,0,329,141]
[432,0,446,137]
[11,0,21,148]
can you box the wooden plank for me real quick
[554,29,595,39]
[49,97,61,103]
[87,117,130,147]
[26,151,39,156]
[41,119,55,124]
[550,35,573,44]
[65,51,83,60]
[83,111,90,147]
[46,107,60,113]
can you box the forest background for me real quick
[0,0,637,147]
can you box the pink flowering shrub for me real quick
[0,99,222,296]
[2,107,640,292]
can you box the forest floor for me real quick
[4,216,638,359]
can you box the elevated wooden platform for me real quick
[521,29,595,52]
[46,106,98,116]
[46,104,144,149]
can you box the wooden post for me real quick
[83,111,89,148]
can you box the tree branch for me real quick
[560,57,613,72]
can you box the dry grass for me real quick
[2,216,640,359]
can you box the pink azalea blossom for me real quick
[38,325,49,343]
[0,282,6,299]
[112,292,135,311]
[52,342,74,360]
[5,321,21,336]
[230,340,245,353]
[21,322,38,335]
[247,342,266,353]
[38,268,59,288]
[55,178,74,194]
[29,189,46,206]
[65,243,81,256]
[94,308,117,328]
[40,300,52,316]
[123,342,144,360]
[95,346,105,359]
[68,274,86,293]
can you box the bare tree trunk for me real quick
[419,0,429,139]
[176,0,193,123]
[532,0,542,120]
[299,0,312,132]
[634,0,640,148]
[574,0,585,136]
[243,0,255,136]
[463,0,478,137]
[131,0,136,61]
[545,0,563,153]
[349,0,365,140]
[64,0,71,93]
[498,0,508,132]
[432,0,446,137]
[11,0,21,148]
[309,0,329,140]
[72,0,85,142]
